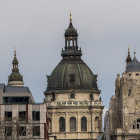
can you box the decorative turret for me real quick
[126,51,140,73]
[8,49,24,86]
[126,46,132,65]
[61,12,82,58]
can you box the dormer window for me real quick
[136,73,139,76]
[69,74,75,82]
[70,93,75,99]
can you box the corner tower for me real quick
[105,48,140,140]
[8,49,24,86]
[44,13,103,140]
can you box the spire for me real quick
[70,10,72,23]
[12,48,18,71]
[134,47,136,58]
[126,45,132,65]
[68,10,73,28]
[8,49,24,86]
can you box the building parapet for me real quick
[46,101,102,107]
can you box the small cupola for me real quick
[8,49,24,86]
[62,12,82,58]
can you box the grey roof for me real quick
[0,84,30,93]
[5,86,30,93]
[0,84,5,90]
[126,56,140,72]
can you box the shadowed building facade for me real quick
[44,14,104,140]
[104,48,140,140]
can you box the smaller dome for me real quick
[126,56,140,72]
[65,23,78,37]
[9,72,23,82]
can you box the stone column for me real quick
[66,113,69,132]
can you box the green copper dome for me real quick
[46,15,98,92]
[47,57,98,91]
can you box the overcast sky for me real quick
[0,0,140,108]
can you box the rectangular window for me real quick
[19,111,26,121]
[5,111,12,121]
[5,126,12,136]
[32,111,40,121]
[19,126,26,136]
[3,97,29,104]
[33,126,40,136]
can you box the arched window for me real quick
[95,116,100,132]
[70,117,76,132]
[132,119,140,129]
[81,116,87,131]
[48,118,51,132]
[59,117,65,132]
[137,119,140,129]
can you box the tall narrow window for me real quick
[95,116,100,132]
[137,119,140,129]
[5,112,12,121]
[19,111,26,121]
[59,117,65,132]
[48,118,51,132]
[70,117,76,132]
[32,111,40,121]
[5,126,12,136]
[33,126,40,136]
[19,126,26,136]
[81,117,87,131]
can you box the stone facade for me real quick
[46,92,103,139]
[104,50,140,140]
[45,14,104,140]
[46,91,103,140]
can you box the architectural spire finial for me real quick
[134,46,136,57]
[14,47,16,58]
[126,46,132,65]
[128,44,130,55]
[70,10,72,23]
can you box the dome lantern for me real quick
[62,12,82,58]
